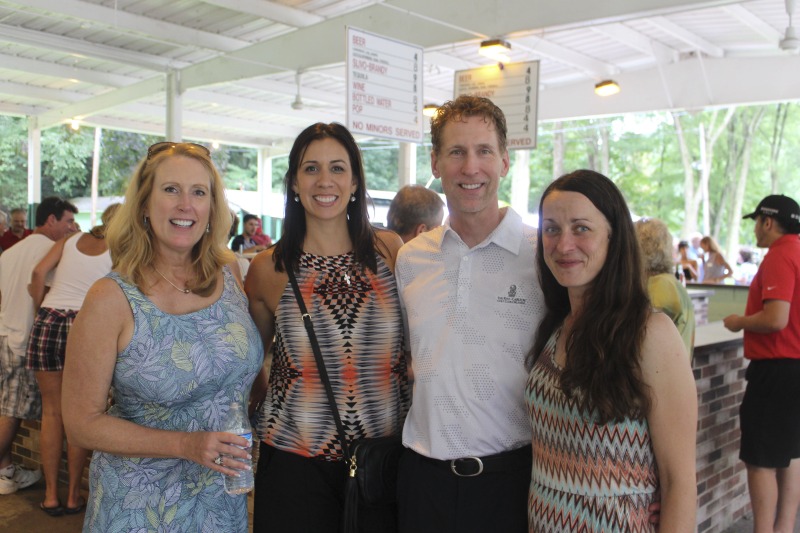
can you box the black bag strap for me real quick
[285,262,353,464]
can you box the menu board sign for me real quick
[346,27,424,143]
[455,61,539,149]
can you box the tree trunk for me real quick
[769,103,790,194]
[726,107,765,262]
[672,112,697,239]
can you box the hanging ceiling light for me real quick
[422,104,439,118]
[594,79,620,96]
[479,39,511,63]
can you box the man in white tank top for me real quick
[0,197,77,495]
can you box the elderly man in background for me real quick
[0,208,33,252]
[387,185,445,243]
[0,197,77,495]
[724,194,800,533]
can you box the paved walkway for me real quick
[0,478,255,532]
[1,477,798,533]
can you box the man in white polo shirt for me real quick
[394,95,544,533]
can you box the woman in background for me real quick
[246,122,408,532]
[63,142,262,532]
[26,203,119,516]
[636,218,696,359]
[677,240,699,282]
[700,235,733,283]
[527,170,697,532]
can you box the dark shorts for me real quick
[25,307,78,372]
[739,358,800,468]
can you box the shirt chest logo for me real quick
[496,284,527,305]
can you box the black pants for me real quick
[397,447,531,533]
[253,443,397,533]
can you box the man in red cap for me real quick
[724,194,800,533]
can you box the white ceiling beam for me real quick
[424,51,478,71]
[179,3,475,89]
[514,36,618,78]
[236,78,344,106]
[538,55,800,121]
[120,102,303,140]
[186,89,343,123]
[0,102,40,117]
[388,0,742,38]
[6,0,249,52]
[0,24,188,71]
[0,54,137,87]
[0,81,87,103]
[721,4,783,43]
[199,0,324,27]
[37,77,166,128]
[76,113,272,147]
[591,23,680,64]
[646,16,725,57]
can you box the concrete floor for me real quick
[0,479,85,533]
[0,478,256,532]
[1,477,798,533]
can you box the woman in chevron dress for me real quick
[526,170,698,532]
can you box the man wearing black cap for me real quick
[724,194,800,533]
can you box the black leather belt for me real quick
[416,445,530,477]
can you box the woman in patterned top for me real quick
[63,142,263,532]
[246,123,408,533]
[526,170,697,532]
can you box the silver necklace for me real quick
[153,266,191,294]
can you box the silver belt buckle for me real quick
[450,456,484,477]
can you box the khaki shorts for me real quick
[0,335,41,419]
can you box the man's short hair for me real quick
[430,95,508,155]
[242,213,260,224]
[387,185,445,236]
[35,197,78,227]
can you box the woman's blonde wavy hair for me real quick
[106,143,234,296]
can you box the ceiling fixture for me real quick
[479,39,511,63]
[594,80,620,96]
[70,119,80,130]
[422,104,439,117]
[780,0,799,52]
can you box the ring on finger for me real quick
[214,455,224,466]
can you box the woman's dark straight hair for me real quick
[273,122,379,274]
[527,169,652,424]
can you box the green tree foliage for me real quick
[3,102,799,255]
[0,116,28,212]
[98,130,161,195]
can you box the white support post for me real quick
[27,116,42,225]
[510,150,531,216]
[165,69,183,141]
[398,142,416,189]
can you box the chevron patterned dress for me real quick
[526,329,658,532]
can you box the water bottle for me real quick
[221,401,254,495]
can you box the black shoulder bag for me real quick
[286,263,403,533]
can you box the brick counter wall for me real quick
[694,338,749,533]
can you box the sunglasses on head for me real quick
[147,142,211,160]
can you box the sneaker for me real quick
[0,465,42,495]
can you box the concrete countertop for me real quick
[695,320,743,349]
